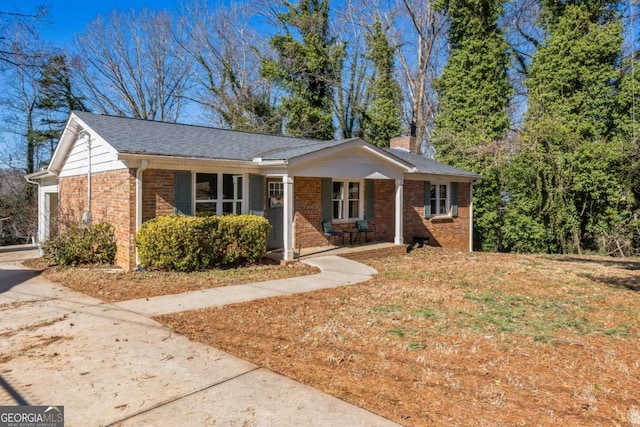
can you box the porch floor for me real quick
[266,241,408,263]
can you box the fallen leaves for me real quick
[156,249,640,426]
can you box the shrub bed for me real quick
[136,215,271,271]
[44,223,116,266]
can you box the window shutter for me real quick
[249,175,265,216]
[424,181,432,218]
[174,172,192,215]
[321,178,332,222]
[365,179,375,221]
[451,182,459,217]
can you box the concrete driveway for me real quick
[0,246,399,426]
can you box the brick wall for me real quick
[142,169,175,220]
[57,171,469,269]
[403,180,470,251]
[293,177,326,247]
[372,180,396,242]
[58,169,136,270]
[293,178,400,248]
[292,178,473,251]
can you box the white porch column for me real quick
[135,160,148,266]
[394,178,404,244]
[282,174,295,261]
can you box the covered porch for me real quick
[259,140,415,262]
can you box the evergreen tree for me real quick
[432,0,512,251]
[261,0,343,140]
[503,2,625,254]
[607,57,640,254]
[36,55,87,164]
[362,20,403,148]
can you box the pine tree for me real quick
[261,0,343,140]
[362,20,403,148]
[503,2,625,254]
[36,54,87,167]
[431,0,512,251]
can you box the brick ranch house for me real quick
[26,111,482,270]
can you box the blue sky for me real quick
[8,0,185,47]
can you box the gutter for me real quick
[24,176,41,246]
[118,153,257,168]
[469,180,477,252]
[135,159,149,267]
[25,176,41,187]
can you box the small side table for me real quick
[343,228,358,245]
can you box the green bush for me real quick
[136,214,271,271]
[44,223,116,266]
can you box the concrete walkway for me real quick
[116,256,377,316]
[0,246,398,427]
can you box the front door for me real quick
[266,179,284,249]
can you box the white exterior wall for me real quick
[289,147,405,180]
[58,132,127,178]
[36,179,58,243]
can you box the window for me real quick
[195,173,217,213]
[196,173,243,215]
[332,180,362,220]
[268,181,284,208]
[222,173,243,214]
[429,183,450,216]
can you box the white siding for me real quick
[58,132,127,178]
[289,147,405,180]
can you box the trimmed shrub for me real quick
[136,214,271,271]
[44,223,116,266]
[218,215,271,264]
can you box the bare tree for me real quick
[183,1,279,133]
[331,0,373,138]
[0,6,48,70]
[73,9,190,122]
[394,0,448,153]
[500,0,542,128]
[0,25,50,174]
[0,168,37,243]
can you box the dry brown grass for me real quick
[24,258,318,302]
[156,249,640,426]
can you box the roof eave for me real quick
[253,158,288,166]
[48,113,86,173]
[25,169,57,181]
[118,152,258,168]
[410,171,484,181]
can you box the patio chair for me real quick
[322,220,343,245]
[356,220,375,243]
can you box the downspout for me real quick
[135,160,149,267]
[24,176,41,246]
[469,180,476,252]
[82,133,92,226]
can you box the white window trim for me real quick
[194,172,246,215]
[332,179,364,223]
[430,182,451,217]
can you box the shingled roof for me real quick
[385,148,482,179]
[73,111,346,162]
[71,111,481,179]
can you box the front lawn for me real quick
[155,249,640,426]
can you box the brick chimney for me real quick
[390,136,420,153]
